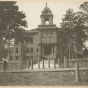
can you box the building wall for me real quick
[8,31,40,61]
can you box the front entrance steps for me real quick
[30,60,58,69]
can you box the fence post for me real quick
[58,58,60,68]
[54,59,56,68]
[48,59,50,68]
[31,58,33,69]
[20,60,21,69]
[75,62,80,82]
[42,59,45,69]
[27,59,29,69]
[64,56,67,68]
[20,58,23,69]
[11,63,12,69]
[38,57,40,69]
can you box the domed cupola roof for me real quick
[41,3,53,15]
[43,3,51,12]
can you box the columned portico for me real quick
[41,46,55,56]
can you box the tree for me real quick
[60,9,75,59]
[60,8,87,59]
[0,1,27,60]
[80,2,88,36]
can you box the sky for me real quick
[16,0,88,48]
[16,0,88,30]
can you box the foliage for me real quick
[59,8,87,60]
[0,1,27,59]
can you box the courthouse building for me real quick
[8,3,60,61]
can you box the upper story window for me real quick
[42,38,45,43]
[51,38,54,42]
[16,48,18,53]
[27,48,29,53]
[31,48,33,53]
[15,41,19,46]
[16,56,19,60]
[37,48,38,52]
[42,33,44,36]
[27,56,29,59]
[50,32,53,35]
[27,39,33,44]
[42,37,54,43]
[46,33,49,35]
[31,56,33,59]
[10,56,12,61]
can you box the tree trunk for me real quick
[0,32,2,60]
[68,42,71,59]
[74,41,77,59]
[0,39,1,60]
[21,42,23,60]
[61,52,63,61]
[8,40,10,60]
[72,47,74,59]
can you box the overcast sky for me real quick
[16,0,88,48]
[16,0,88,30]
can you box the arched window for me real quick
[45,18,49,25]
[45,21,49,25]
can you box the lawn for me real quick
[0,71,88,86]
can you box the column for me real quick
[42,47,44,56]
[52,46,53,55]
[54,46,57,55]
[53,46,54,54]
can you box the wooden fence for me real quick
[64,57,88,68]
[0,61,21,70]
[1,57,88,70]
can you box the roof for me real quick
[41,3,53,16]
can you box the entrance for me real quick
[44,46,52,56]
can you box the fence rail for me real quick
[64,57,88,68]
[68,58,88,62]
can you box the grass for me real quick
[0,71,88,86]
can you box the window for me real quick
[16,56,19,60]
[23,56,26,60]
[46,38,48,43]
[47,38,50,43]
[46,33,49,35]
[51,38,54,42]
[15,41,19,46]
[10,56,12,61]
[44,38,46,42]
[42,38,44,42]
[31,39,33,44]
[37,48,38,52]
[42,33,44,36]
[31,48,33,53]
[27,39,33,44]
[31,56,33,59]
[27,56,29,59]
[16,48,18,53]
[48,38,50,42]
[45,21,49,25]
[27,48,29,53]
[10,50,12,54]
[50,32,53,35]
